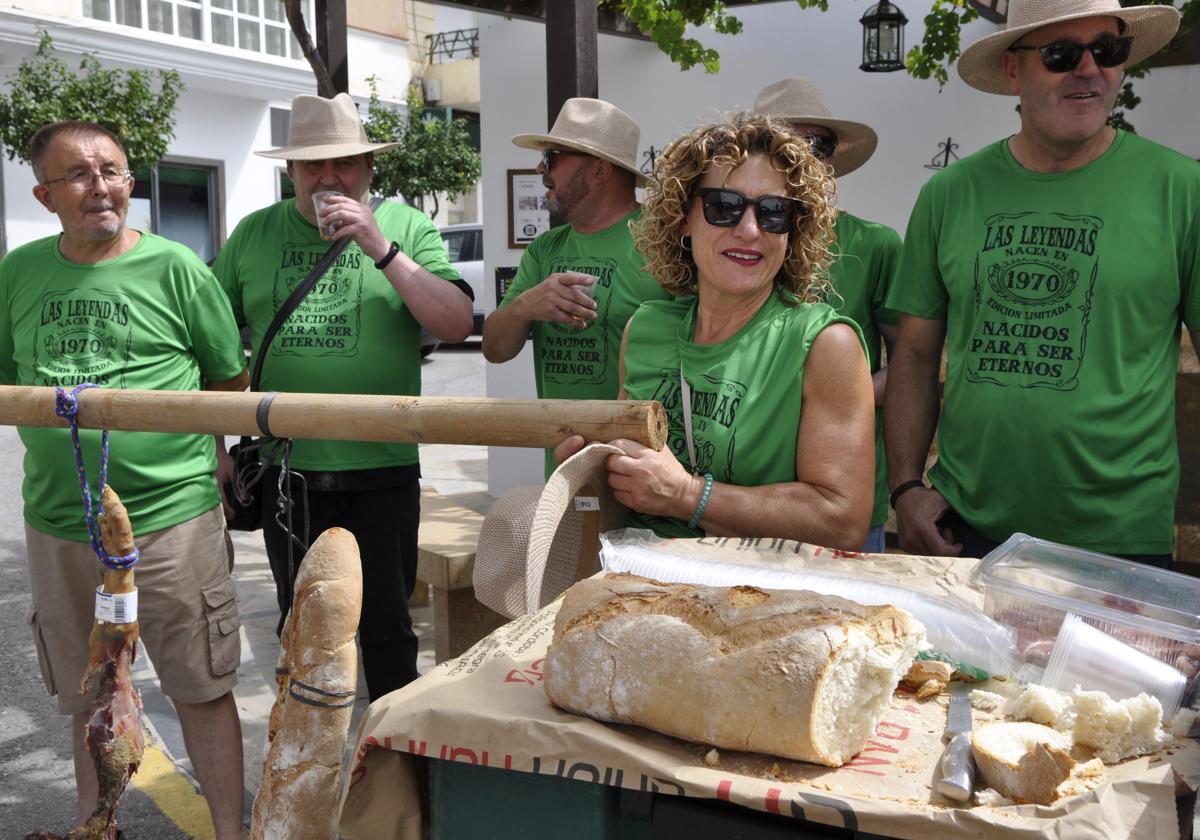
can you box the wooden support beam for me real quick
[545,0,598,128]
[0,386,668,451]
[315,0,349,94]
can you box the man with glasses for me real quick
[0,121,248,838]
[885,0,1199,566]
[755,78,902,553]
[483,98,671,476]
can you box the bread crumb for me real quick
[704,748,720,767]
[1169,707,1199,738]
[974,787,1014,807]
[971,690,1006,713]
[902,660,953,697]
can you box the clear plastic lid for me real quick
[971,533,1200,644]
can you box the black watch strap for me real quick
[374,241,401,270]
[889,479,926,509]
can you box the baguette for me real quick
[251,527,363,840]
[544,573,924,767]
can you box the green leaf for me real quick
[0,30,183,169]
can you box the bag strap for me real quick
[250,195,385,390]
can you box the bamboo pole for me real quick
[0,385,668,450]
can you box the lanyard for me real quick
[679,361,700,475]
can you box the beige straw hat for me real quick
[957,0,1181,95]
[752,78,879,177]
[473,444,628,619]
[512,97,647,187]
[256,92,400,160]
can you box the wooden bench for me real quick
[416,487,508,663]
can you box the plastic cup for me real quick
[312,190,343,239]
[1043,612,1187,718]
[564,272,597,328]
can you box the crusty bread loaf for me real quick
[972,721,1077,805]
[251,528,363,840]
[543,573,925,767]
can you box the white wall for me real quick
[480,2,1199,494]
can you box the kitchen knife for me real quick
[936,681,976,802]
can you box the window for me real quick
[277,169,295,202]
[130,161,222,263]
[84,0,313,60]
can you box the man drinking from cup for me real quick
[483,98,672,476]
[212,93,474,700]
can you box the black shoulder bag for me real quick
[224,196,384,531]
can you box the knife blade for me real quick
[936,682,976,803]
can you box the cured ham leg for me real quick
[26,486,145,840]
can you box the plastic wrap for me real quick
[599,529,1021,679]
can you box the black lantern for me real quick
[860,1,908,72]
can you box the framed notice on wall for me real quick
[507,169,550,249]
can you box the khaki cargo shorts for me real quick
[26,505,240,715]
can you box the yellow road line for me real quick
[130,743,215,840]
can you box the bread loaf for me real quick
[251,528,363,840]
[971,721,1077,805]
[543,574,925,767]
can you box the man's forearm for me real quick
[884,336,941,488]
[482,300,532,363]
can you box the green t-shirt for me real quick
[829,211,901,527]
[622,293,860,538]
[888,132,1200,554]
[213,199,461,471]
[0,232,246,540]
[499,209,672,476]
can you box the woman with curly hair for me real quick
[557,113,875,548]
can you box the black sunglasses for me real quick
[1009,34,1133,74]
[695,188,805,235]
[803,132,839,161]
[541,148,591,170]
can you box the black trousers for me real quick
[260,464,421,701]
[937,509,1175,570]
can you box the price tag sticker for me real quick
[573,496,600,512]
[95,586,138,624]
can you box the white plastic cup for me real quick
[564,272,597,328]
[1043,612,1187,718]
[312,190,343,239]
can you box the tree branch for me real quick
[284,0,335,97]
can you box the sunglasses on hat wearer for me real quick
[1009,34,1133,74]
[541,148,591,171]
[695,188,806,235]
[805,132,838,161]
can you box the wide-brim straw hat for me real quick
[256,92,400,160]
[512,97,647,187]
[473,444,628,618]
[958,0,1181,94]
[752,78,879,177]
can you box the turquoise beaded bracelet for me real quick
[688,472,714,529]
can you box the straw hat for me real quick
[958,0,1181,95]
[473,444,628,618]
[752,78,879,177]
[512,98,647,186]
[256,93,400,160]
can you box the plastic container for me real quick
[973,533,1200,705]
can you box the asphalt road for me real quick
[0,341,487,839]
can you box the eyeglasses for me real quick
[41,168,133,191]
[695,188,805,235]
[802,132,838,161]
[1009,35,1133,74]
[540,148,590,171]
